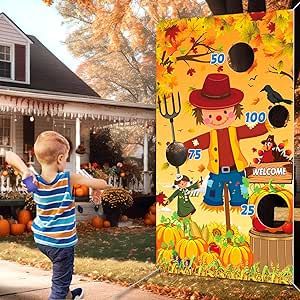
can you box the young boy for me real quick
[5,131,109,300]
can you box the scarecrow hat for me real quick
[175,174,183,181]
[189,73,244,109]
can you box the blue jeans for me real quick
[204,170,248,206]
[37,244,74,300]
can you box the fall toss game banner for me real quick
[156,10,294,284]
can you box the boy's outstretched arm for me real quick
[70,173,109,190]
[5,151,30,178]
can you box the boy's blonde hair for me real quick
[34,131,70,164]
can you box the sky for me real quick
[0,0,81,72]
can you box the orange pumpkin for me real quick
[157,248,173,262]
[144,218,152,226]
[175,237,208,260]
[221,243,253,267]
[27,220,33,232]
[149,205,156,214]
[80,185,89,196]
[103,220,111,228]
[2,170,8,177]
[73,184,81,189]
[75,188,85,197]
[198,251,220,265]
[91,216,104,229]
[156,224,184,249]
[10,223,25,235]
[18,209,32,225]
[0,216,10,237]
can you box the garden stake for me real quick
[158,92,181,174]
[112,268,161,299]
[223,184,232,243]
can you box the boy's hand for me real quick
[5,151,29,176]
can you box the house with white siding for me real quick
[0,13,155,193]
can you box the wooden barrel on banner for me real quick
[249,229,293,268]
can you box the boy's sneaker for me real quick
[71,288,84,299]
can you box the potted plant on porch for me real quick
[101,188,133,227]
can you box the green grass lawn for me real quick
[0,223,299,300]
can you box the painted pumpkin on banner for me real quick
[157,248,174,263]
[175,237,208,260]
[221,243,253,267]
[156,224,184,249]
[198,251,220,265]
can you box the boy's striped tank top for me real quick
[31,172,78,248]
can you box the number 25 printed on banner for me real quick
[241,204,255,216]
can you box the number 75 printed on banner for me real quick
[188,149,202,160]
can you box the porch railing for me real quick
[107,171,154,193]
[78,169,154,194]
[0,175,27,195]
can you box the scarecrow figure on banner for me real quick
[182,74,272,210]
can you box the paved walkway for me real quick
[0,260,172,300]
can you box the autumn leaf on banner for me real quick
[161,162,170,170]
[252,97,260,105]
[240,22,259,43]
[252,148,257,153]
[267,22,276,33]
[252,35,262,48]
[225,15,235,25]
[250,12,266,21]
[165,25,180,42]
[276,10,291,32]
[205,35,216,46]
[167,65,174,74]
[156,192,167,205]
[217,66,223,72]
[198,164,206,173]
[187,68,196,76]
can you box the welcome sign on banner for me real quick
[156,10,295,285]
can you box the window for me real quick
[0,45,12,79]
[0,115,11,147]
[0,115,12,166]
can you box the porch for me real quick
[0,91,155,211]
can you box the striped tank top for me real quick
[32,172,78,248]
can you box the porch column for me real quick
[143,123,151,194]
[75,117,81,172]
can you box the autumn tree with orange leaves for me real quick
[43,0,210,103]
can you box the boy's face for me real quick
[179,181,188,188]
[202,106,236,129]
